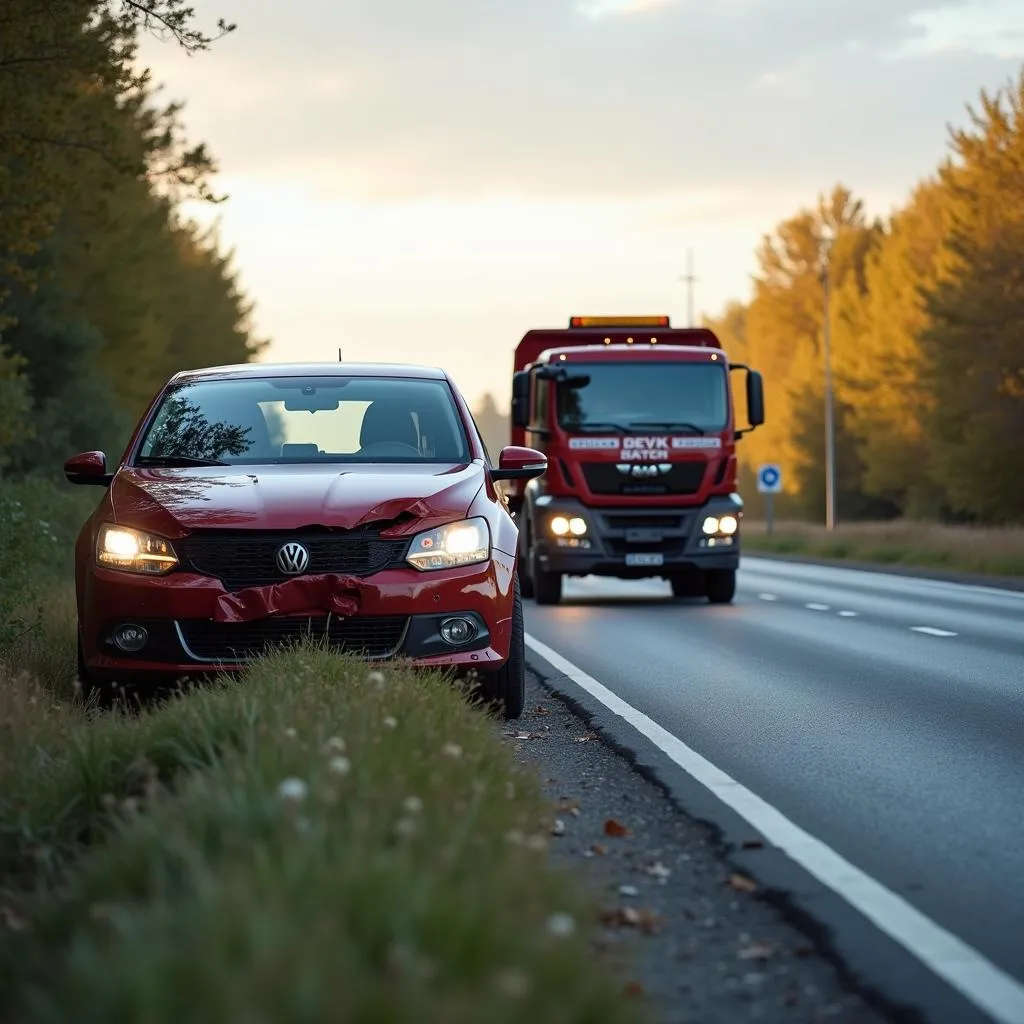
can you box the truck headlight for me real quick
[96,524,178,575]
[550,515,587,537]
[702,514,739,537]
[406,517,490,571]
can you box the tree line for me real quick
[706,69,1024,527]
[0,1,261,477]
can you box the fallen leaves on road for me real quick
[556,797,580,817]
[508,730,547,741]
[728,872,758,893]
[738,942,777,960]
[533,704,550,715]
[573,732,599,742]
[588,843,608,857]
[551,818,566,837]
[603,818,631,838]
[599,905,662,935]
[624,981,645,998]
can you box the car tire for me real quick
[76,632,109,709]
[482,574,526,720]
[519,523,536,600]
[706,568,737,604]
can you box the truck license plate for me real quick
[625,552,664,567]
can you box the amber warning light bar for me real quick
[568,315,671,328]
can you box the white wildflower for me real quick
[403,796,423,814]
[324,736,346,753]
[277,777,308,802]
[383,715,397,729]
[442,743,462,759]
[328,756,351,776]
[546,912,576,938]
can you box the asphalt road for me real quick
[523,557,1024,1024]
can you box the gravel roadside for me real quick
[499,669,896,1024]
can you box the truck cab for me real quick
[506,316,765,605]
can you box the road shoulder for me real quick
[500,670,893,1024]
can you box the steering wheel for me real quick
[359,441,421,457]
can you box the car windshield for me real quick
[556,362,729,433]
[135,375,471,465]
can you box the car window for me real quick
[136,375,470,465]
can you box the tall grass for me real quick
[743,518,1024,577]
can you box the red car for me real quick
[64,362,547,718]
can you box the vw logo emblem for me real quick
[275,541,310,575]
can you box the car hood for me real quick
[109,462,485,537]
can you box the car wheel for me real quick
[706,568,736,605]
[482,574,526,720]
[76,631,108,709]
[519,522,536,600]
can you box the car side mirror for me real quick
[491,445,547,482]
[64,450,113,486]
[511,371,530,429]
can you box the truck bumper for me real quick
[531,495,742,579]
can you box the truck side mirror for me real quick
[511,370,530,429]
[746,370,765,427]
[729,364,765,437]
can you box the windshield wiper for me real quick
[570,422,636,433]
[627,420,705,435]
[136,455,228,467]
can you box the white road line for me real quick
[838,610,859,617]
[805,602,830,611]
[524,633,1024,1024]
[911,626,959,637]
[758,593,778,602]
[740,556,1024,600]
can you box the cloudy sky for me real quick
[139,0,1024,410]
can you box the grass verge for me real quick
[742,519,1024,578]
[0,646,645,1023]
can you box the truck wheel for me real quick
[706,569,736,605]
[482,574,526,719]
[670,573,702,599]
[531,545,562,605]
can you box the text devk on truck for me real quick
[506,316,765,606]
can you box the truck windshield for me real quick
[556,362,729,433]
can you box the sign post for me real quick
[756,463,782,535]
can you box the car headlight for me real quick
[96,524,178,575]
[406,517,490,571]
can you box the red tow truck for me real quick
[505,315,765,605]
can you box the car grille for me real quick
[177,616,409,662]
[179,532,410,591]
[580,461,707,496]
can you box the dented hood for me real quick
[109,462,484,537]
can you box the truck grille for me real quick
[177,616,408,662]
[580,462,707,496]
[179,532,409,591]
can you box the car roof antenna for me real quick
[338,348,343,362]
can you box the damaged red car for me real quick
[64,362,547,718]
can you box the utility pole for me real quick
[821,236,837,531]
[678,248,697,326]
